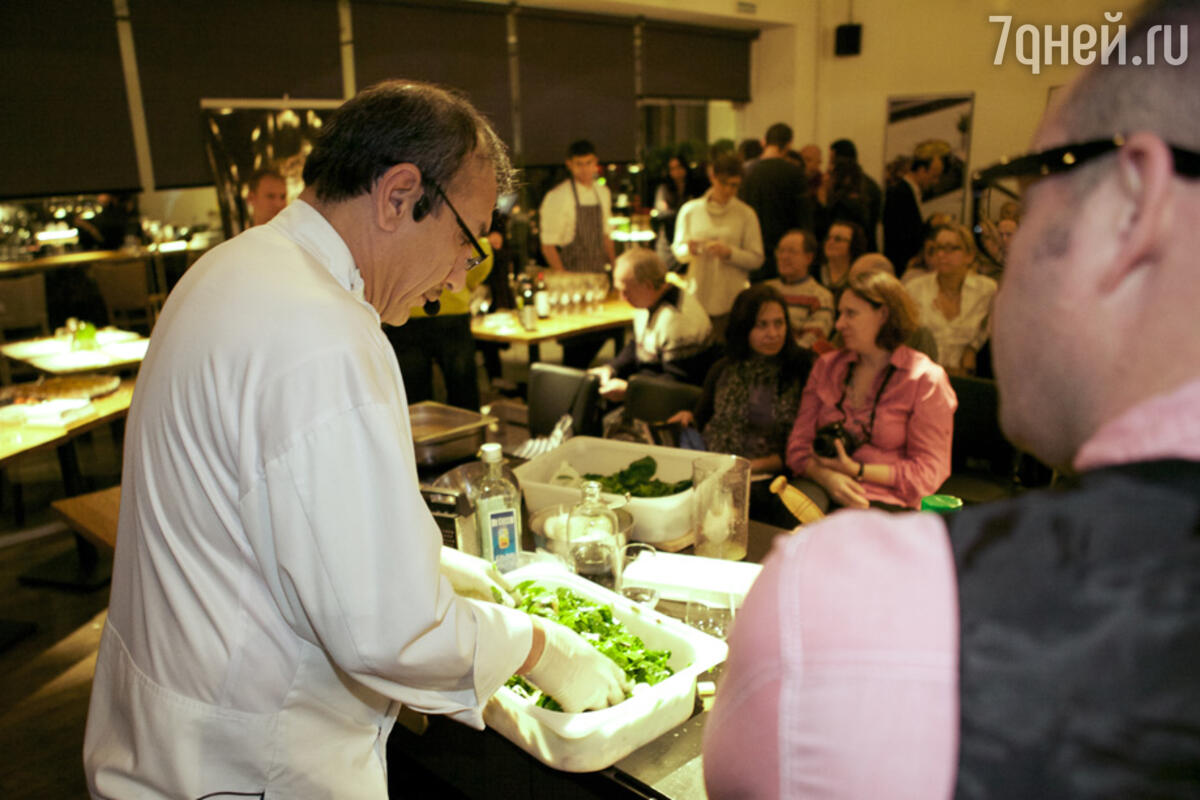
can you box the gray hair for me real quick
[302,79,515,205]
[616,247,667,289]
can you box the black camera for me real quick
[812,422,861,459]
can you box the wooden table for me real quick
[3,379,135,590]
[470,298,636,364]
[0,330,148,376]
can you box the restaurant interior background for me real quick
[2,0,1125,267]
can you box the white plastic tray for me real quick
[484,561,727,773]
[513,436,707,543]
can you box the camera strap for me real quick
[834,361,897,448]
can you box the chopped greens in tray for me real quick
[504,580,674,711]
[550,455,691,499]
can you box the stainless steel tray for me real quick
[409,401,493,466]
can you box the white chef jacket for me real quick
[83,200,533,799]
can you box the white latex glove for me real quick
[524,618,632,713]
[439,546,517,607]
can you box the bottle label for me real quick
[482,507,519,571]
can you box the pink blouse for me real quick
[786,346,956,508]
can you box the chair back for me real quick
[0,273,50,335]
[90,259,161,333]
[527,363,601,439]
[948,374,1019,480]
[624,374,702,423]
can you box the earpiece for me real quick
[412,194,431,222]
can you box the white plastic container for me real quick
[484,561,728,772]
[512,436,706,544]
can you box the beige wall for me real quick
[808,0,1136,185]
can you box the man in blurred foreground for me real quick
[706,3,1200,796]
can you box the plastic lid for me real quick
[921,494,963,513]
[479,442,503,463]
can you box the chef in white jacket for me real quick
[83,80,629,799]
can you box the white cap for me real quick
[479,442,503,463]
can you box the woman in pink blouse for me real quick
[785,270,956,509]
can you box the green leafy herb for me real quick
[504,580,674,710]
[582,456,692,498]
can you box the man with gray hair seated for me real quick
[591,247,712,401]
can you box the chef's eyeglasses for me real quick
[431,182,488,270]
[971,135,1200,252]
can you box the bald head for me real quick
[992,0,1200,468]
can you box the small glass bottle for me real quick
[566,481,622,591]
[474,443,521,573]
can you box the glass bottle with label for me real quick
[566,481,622,591]
[534,271,550,318]
[475,443,521,572]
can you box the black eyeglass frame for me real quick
[430,182,488,270]
[971,135,1200,253]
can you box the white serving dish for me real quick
[512,436,706,544]
[622,551,762,608]
[484,561,727,773]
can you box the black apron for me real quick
[948,459,1200,798]
[559,180,607,273]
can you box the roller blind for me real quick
[353,0,513,147]
[641,22,753,102]
[0,0,139,198]
[130,0,342,188]
[517,10,636,166]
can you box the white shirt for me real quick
[538,178,613,247]
[84,200,533,799]
[907,271,998,369]
[632,284,712,366]
[671,194,764,317]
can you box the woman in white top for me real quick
[905,223,998,375]
[672,153,764,340]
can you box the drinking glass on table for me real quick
[685,592,737,640]
[619,543,660,608]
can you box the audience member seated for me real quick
[899,214,954,285]
[786,270,956,511]
[668,285,814,526]
[906,223,998,376]
[652,153,706,271]
[672,153,764,341]
[849,253,938,362]
[590,248,712,402]
[760,229,833,350]
[818,219,867,297]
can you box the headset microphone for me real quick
[423,298,441,316]
[412,194,431,222]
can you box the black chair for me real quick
[623,373,703,423]
[526,363,601,438]
[938,374,1021,504]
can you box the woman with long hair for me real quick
[669,285,814,524]
[786,270,956,511]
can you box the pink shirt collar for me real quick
[1073,377,1200,471]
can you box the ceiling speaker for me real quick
[835,23,862,56]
